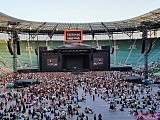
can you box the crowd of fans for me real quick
[0,71,159,120]
[135,59,160,82]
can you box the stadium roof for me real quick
[0,8,160,36]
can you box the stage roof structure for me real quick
[0,8,160,36]
[56,43,95,49]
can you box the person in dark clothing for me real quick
[41,112,43,119]
[12,113,16,120]
[93,95,95,101]
[98,113,102,120]
[94,114,97,120]
[32,108,35,118]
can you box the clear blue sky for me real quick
[0,0,160,23]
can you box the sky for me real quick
[0,0,160,23]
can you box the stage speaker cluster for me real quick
[17,40,20,55]
[35,48,38,55]
[7,39,13,55]
[141,40,145,54]
[7,31,21,55]
[141,39,152,54]
[7,40,21,55]
[111,47,114,54]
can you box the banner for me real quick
[64,29,83,43]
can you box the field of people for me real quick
[0,71,160,120]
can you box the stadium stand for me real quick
[0,40,13,66]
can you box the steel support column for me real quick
[141,22,148,80]
[12,29,18,80]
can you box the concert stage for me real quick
[39,43,110,72]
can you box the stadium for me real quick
[0,6,160,120]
